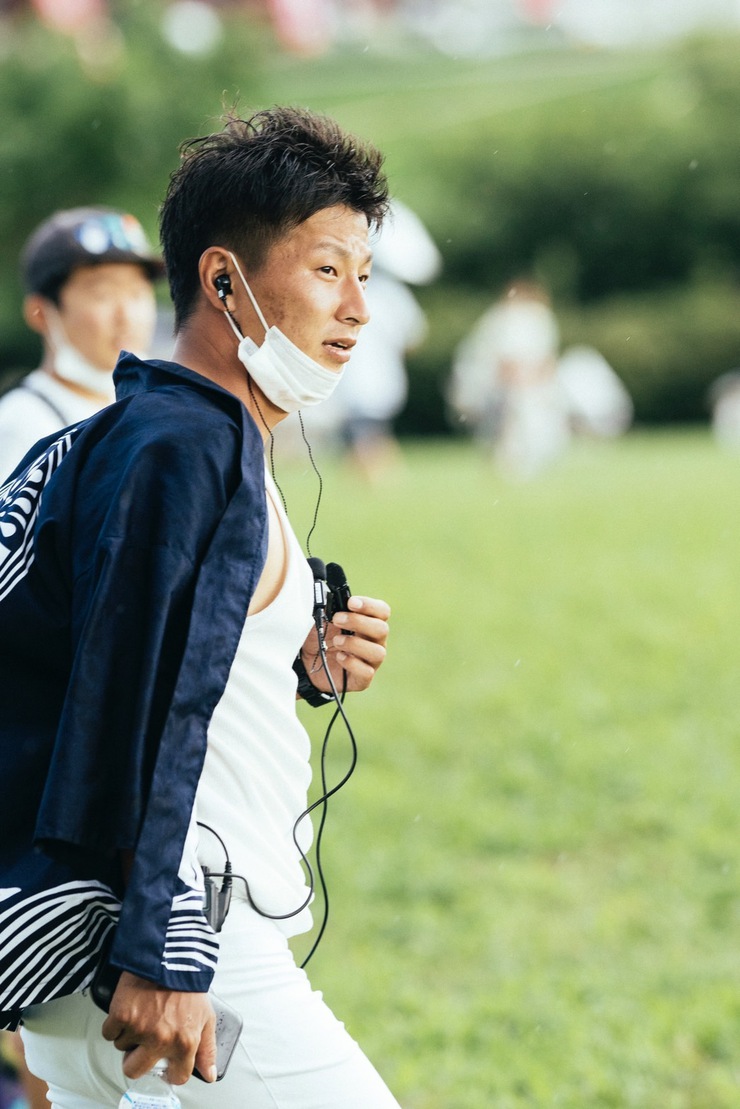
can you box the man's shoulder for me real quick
[65,367,264,515]
[115,353,235,409]
[112,355,252,446]
[123,379,238,432]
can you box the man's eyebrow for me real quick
[313,240,373,265]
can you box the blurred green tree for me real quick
[0,0,266,376]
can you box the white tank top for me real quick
[195,472,316,936]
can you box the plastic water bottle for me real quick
[117,1060,182,1108]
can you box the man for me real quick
[0,206,162,478]
[0,108,398,1107]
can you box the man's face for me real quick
[56,262,157,369]
[245,205,372,372]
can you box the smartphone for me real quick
[91,958,243,1082]
[193,991,243,1082]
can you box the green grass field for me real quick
[282,430,740,1108]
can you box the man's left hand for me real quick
[101,972,217,1085]
[300,595,390,696]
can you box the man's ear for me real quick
[23,294,53,339]
[199,247,236,312]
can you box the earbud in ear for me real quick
[214,273,232,301]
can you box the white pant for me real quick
[21,901,400,1108]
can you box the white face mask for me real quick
[223,252,343,414]
[46,310,116,402]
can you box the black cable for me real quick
[290,612,358,964]
[196,611,357,966]
[246,375,289,516]
[298,410,323,558]
[299,672,349,966]
[198,821,229,858]
[200,385,354,964]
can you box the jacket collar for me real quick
[113,351,237,406]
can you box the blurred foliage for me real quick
[2,10,740,428]
[0,0,270,369]
[394,33,740,430]
[415,40,740,303]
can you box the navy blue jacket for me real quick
[0,354,268,1028]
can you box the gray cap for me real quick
[21,206,165,296]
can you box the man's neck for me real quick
[172,326,285,443]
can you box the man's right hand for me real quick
[101,971,217,1085]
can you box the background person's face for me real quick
[57,262,157,370]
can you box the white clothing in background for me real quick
[0,370,106,480]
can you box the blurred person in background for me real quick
[448,278,632,478]
[0,206,163,479]
[708,369,740,448]
[556,343,633,439]
[449,278,567,478]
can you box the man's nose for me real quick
[340,279,370,327]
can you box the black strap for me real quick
[293,652,334,708]
[17,381,70,426]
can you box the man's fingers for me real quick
[331,633,386,669]
[112,1028,144,1054]
[330,635,386,691]
[193,1009,218,1084]
[332,611,388,644]
[101,1014,124,1044]
[121,1044,164,1082]
[324,595,391,692]
[107,1016,210,1085]
[158,1051,195,1088]
[330,618,387,662]
[119,1032,200,1086]
[346,595,391,622]
[103,974,218,1085]
[332,595,390,647]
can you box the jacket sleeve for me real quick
[34,395,268,990]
